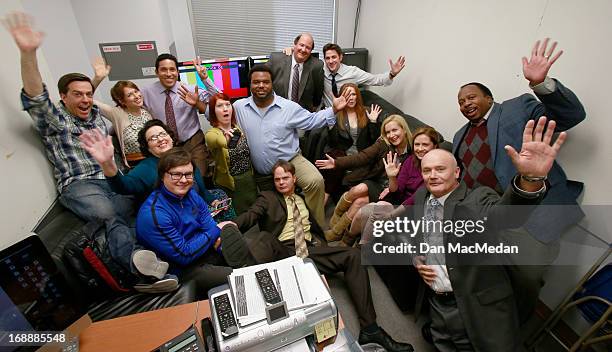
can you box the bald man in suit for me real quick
[268,33,324,111]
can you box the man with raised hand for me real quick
[3,12,174,293]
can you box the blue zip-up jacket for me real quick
[136,185,220,267]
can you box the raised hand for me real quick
[389,55,406,77]
[366,104,382,123]
[504,116,566,178]
[193,56,208,80]
[332,86,351,112]
[522,38,563,86]
[314,154,336,170]
[282,47,293,56]
[382,151,402,177]
[79,128,115,167]
[2,12,43,53]
[91,57,111,80]
[178,84,199,107]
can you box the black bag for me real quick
[63,221,135,295]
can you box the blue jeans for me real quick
[60,179,138,273]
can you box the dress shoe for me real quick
[358,327,414,352]
[422,321,434,344]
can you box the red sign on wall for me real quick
[136,43,155,51]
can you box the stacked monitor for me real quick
[177,49,365,100]
[178,57,250,99]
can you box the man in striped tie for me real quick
[233,160,414,351]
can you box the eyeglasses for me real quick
[147,131,169,143]
[166,172,194,181]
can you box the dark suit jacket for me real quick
[268,52,324,111]
[408,182,543,352]
[452,79,586,242]
[234,190,325,243]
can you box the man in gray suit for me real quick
[268,33,324,112]
[410,116,566,351]
[453,38,586,322]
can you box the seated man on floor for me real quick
[135,148,254,295]
[232,160,414,352]
[4,11,172,292]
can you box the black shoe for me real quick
[422,321,434,344]
[358,327,414,352]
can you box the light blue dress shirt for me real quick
[234,93,336,174]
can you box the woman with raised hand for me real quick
[79,120,236,221]
[321,83,382,203]
[205,93,257,214]
[91,58,151,168]
[348,126,441,246]
[315,114,412,244]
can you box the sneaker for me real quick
[358,327,414,352]
[133,274,179,294]
[132,249,169,280]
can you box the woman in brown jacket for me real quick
[315,114,412,244]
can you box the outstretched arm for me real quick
[2,12,44,97]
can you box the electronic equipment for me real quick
[341,48,369,72]
[212,293,238,339]
[201,318,217,352]
[0,234,85,352]
[153,302,206,352]
[208,259,337,352]
[255,269,281,305]
[178,57,250,99]
[209,198,232,218]
[227,129,242,149]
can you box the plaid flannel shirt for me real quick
[21,86,108,193]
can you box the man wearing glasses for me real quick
[136,148,254,294]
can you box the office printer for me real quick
[208,257,338,352]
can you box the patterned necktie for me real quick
[331,73,338,98]
[289,196,309,258]
[164,90,179,140]
[291,64,300,102]
[424,197,443,223]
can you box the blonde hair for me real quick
[380,114,412,148]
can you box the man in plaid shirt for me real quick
[4,12,176,292]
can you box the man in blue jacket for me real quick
[453,38,586,322]
[136,148,253,294]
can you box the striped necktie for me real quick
[289,196,308,258]
[164,90,179,140]
[291,64,300,102]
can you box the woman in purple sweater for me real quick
[346,126,441,246]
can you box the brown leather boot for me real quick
[330,193,352,227]
[324,213,352,242]
[339,231,359,247]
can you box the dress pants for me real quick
[429,294,475,352]
[179,130,210,179]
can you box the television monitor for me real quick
[0,235,85,351]
[341,48,368,72]
[249,55,269,66]
[178,57,250,99]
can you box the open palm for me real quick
[505,116,566,177]
[3,12,43,53]
[79,129,114,165]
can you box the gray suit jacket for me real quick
[452,79,586,242]
[268,52,324,111]
[409,182,543,351]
